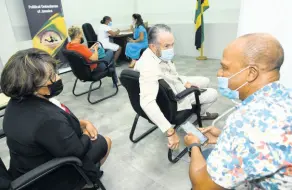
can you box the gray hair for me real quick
[1,48,57,98]
[148,24,172,44]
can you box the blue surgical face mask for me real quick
[108,22,113,27]
[160,48,174,62]
[217,66,250,100]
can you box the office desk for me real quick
[112,27,150,62]
[112,32,133,62]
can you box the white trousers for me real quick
[180,76,218,115]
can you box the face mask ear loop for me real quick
[231,99,240,105]
[235,81,248,91]
[228,66,250,80]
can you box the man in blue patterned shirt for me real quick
[184,33,292,189]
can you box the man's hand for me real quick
[200,126,221,137]
[199,126,221,144]
[184,133,200,146]
[82,121,98,141]
[184,81,192,88]
[167,129,180,149]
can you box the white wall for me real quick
[137,0,241,59]
[237,0,292,88]
[0,0,18,64]
[61,0,135,31]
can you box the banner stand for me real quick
[23,0,71,74]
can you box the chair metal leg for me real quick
[167,125,189,163]
[72,78,101,96]
[194,92,203,128]
[87,80,119,104]
[129,114,158,143]
[168,147,188,163]
[95,179,106,190]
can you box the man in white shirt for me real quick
[134,24,218,149]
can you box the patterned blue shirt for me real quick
[207,82,292,189]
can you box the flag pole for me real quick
[196,1,207,60]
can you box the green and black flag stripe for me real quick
[195,0,209,50]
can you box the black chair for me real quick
[82,23,101,48]
[120,70,203,163]
[62,50,118,104]
[0,129,106,190]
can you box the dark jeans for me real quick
[202,148,213,160]
[97,50,118,84]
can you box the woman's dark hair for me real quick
[132,14,144,28]
[0,48,57,98]
[100,16,111,24]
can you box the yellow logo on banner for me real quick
[32,13,67,57]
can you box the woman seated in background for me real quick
[66,26,119,86]
[1,48,111,188]
[98,16,122,64]
[125,14,148,68]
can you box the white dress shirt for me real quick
[134,48,194,133]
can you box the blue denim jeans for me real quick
[202,148,213,160]
[97,50,118,84]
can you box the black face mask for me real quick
[80,37,84,44]
[44,79,64,99]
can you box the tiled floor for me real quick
[0,56,235,190]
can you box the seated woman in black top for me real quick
[1,48,111,185]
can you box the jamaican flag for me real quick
[195,0,209,50]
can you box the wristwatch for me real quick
[187,143,201,157]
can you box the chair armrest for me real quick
[175,86,201,101]
[10,157,82,190]
[0,129,5,139]
[87,41,104,49]
[87,60,111,70]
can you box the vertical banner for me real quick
[23,0,70,73]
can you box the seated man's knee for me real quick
[206,88,218,102]
[201,77,210,88]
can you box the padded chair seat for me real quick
[91,68,115,81]
[173,109,193,126]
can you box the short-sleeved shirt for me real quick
[66,42,97,70]
[207,81,292,189]
[98,24,111,44]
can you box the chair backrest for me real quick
[82,23,97,48]
[0,158,11,189]
[62,50,92,81]
[120,69,177,123]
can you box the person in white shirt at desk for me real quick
[134,24,219,149]
[98,16,122,64]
